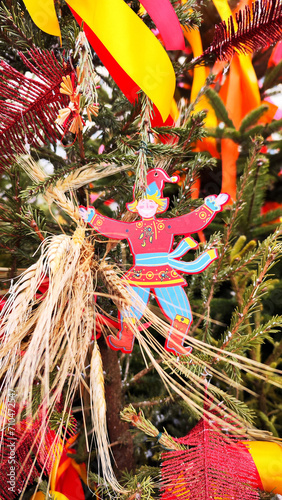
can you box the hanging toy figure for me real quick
[79,168,229,355]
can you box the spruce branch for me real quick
[262,59,282,93]
[205,88,235,128]
[19,156,133,223]
[134,95,154,200]
[0,1,36,52]
[120,405,184,451]
[219,232,282,352]
[239,105,270,133]
[127,360,162,387]
[191,138,264,338]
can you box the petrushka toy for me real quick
[79,168,229,355]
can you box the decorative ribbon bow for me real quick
[22,0,185,124]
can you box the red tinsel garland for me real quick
[0,49,71,170]
[161,412,262,500]
[0,405,77,500]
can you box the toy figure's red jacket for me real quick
[88,203,217,287]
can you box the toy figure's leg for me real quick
[154,286,193,356]
[107,287,150,353]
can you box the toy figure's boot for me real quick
[107,319,135,353]
[165,315,192,356]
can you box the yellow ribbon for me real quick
[244,441,282,494]
[22,0,175,122]
[22,0,60,38]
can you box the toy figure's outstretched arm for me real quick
[79,206,131,240]
[166,194,229,235]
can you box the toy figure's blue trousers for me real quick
[123,285,192,324]
[118,285,193,355]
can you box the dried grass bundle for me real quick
[0,226,126,493]
[0,230,93,406]
[111,286,282,439]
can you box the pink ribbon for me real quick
[140,0,185,50]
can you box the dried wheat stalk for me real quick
[0,229,94,404]
[98,261,132,311]
[18,155,132,223]
[90,342,126,493]
[47,234,71,275]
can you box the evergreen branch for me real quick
[262,59,282,93]
[220,234,282,352]
[127,359,162,387]
[264,328,282,367]
[191,139,264,337]
[257,410,279,437]
[258,117,282,138]
[21,158,133,207]
[254,207,282,226]
[226,138,265,234]
[204,126,241,142]
[120,405,184,451]
[0,2,36,52]
[172,0,201,30]
[20,164,79,199]
[239,105,270,133]
[194,0,282,64]
[206,386,256,424]
[222,315,282,354]
[131,397,172,408]
[205,88,235,128]
[88,470,157,500]
[15,204,47,241]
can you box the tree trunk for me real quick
[100,340,135,475]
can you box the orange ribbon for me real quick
[211,0,262,201]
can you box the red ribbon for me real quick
[68,3,181,126]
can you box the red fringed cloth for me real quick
[161,413,262,500]
[0,406,77,500]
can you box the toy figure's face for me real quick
[137,199,159,218]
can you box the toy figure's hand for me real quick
[79,206,95,223]
[204,193,229,212]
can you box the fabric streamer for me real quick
[183,26,219,200]
[242,441,282,495]
[139,0,185,51]
[21,0,61,38]
[22,0,179,123]
[211,0,261,201]
[49,435,87,500]
[183,27,219,159]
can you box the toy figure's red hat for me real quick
[127,168,179,213]
[146,168,179,192]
